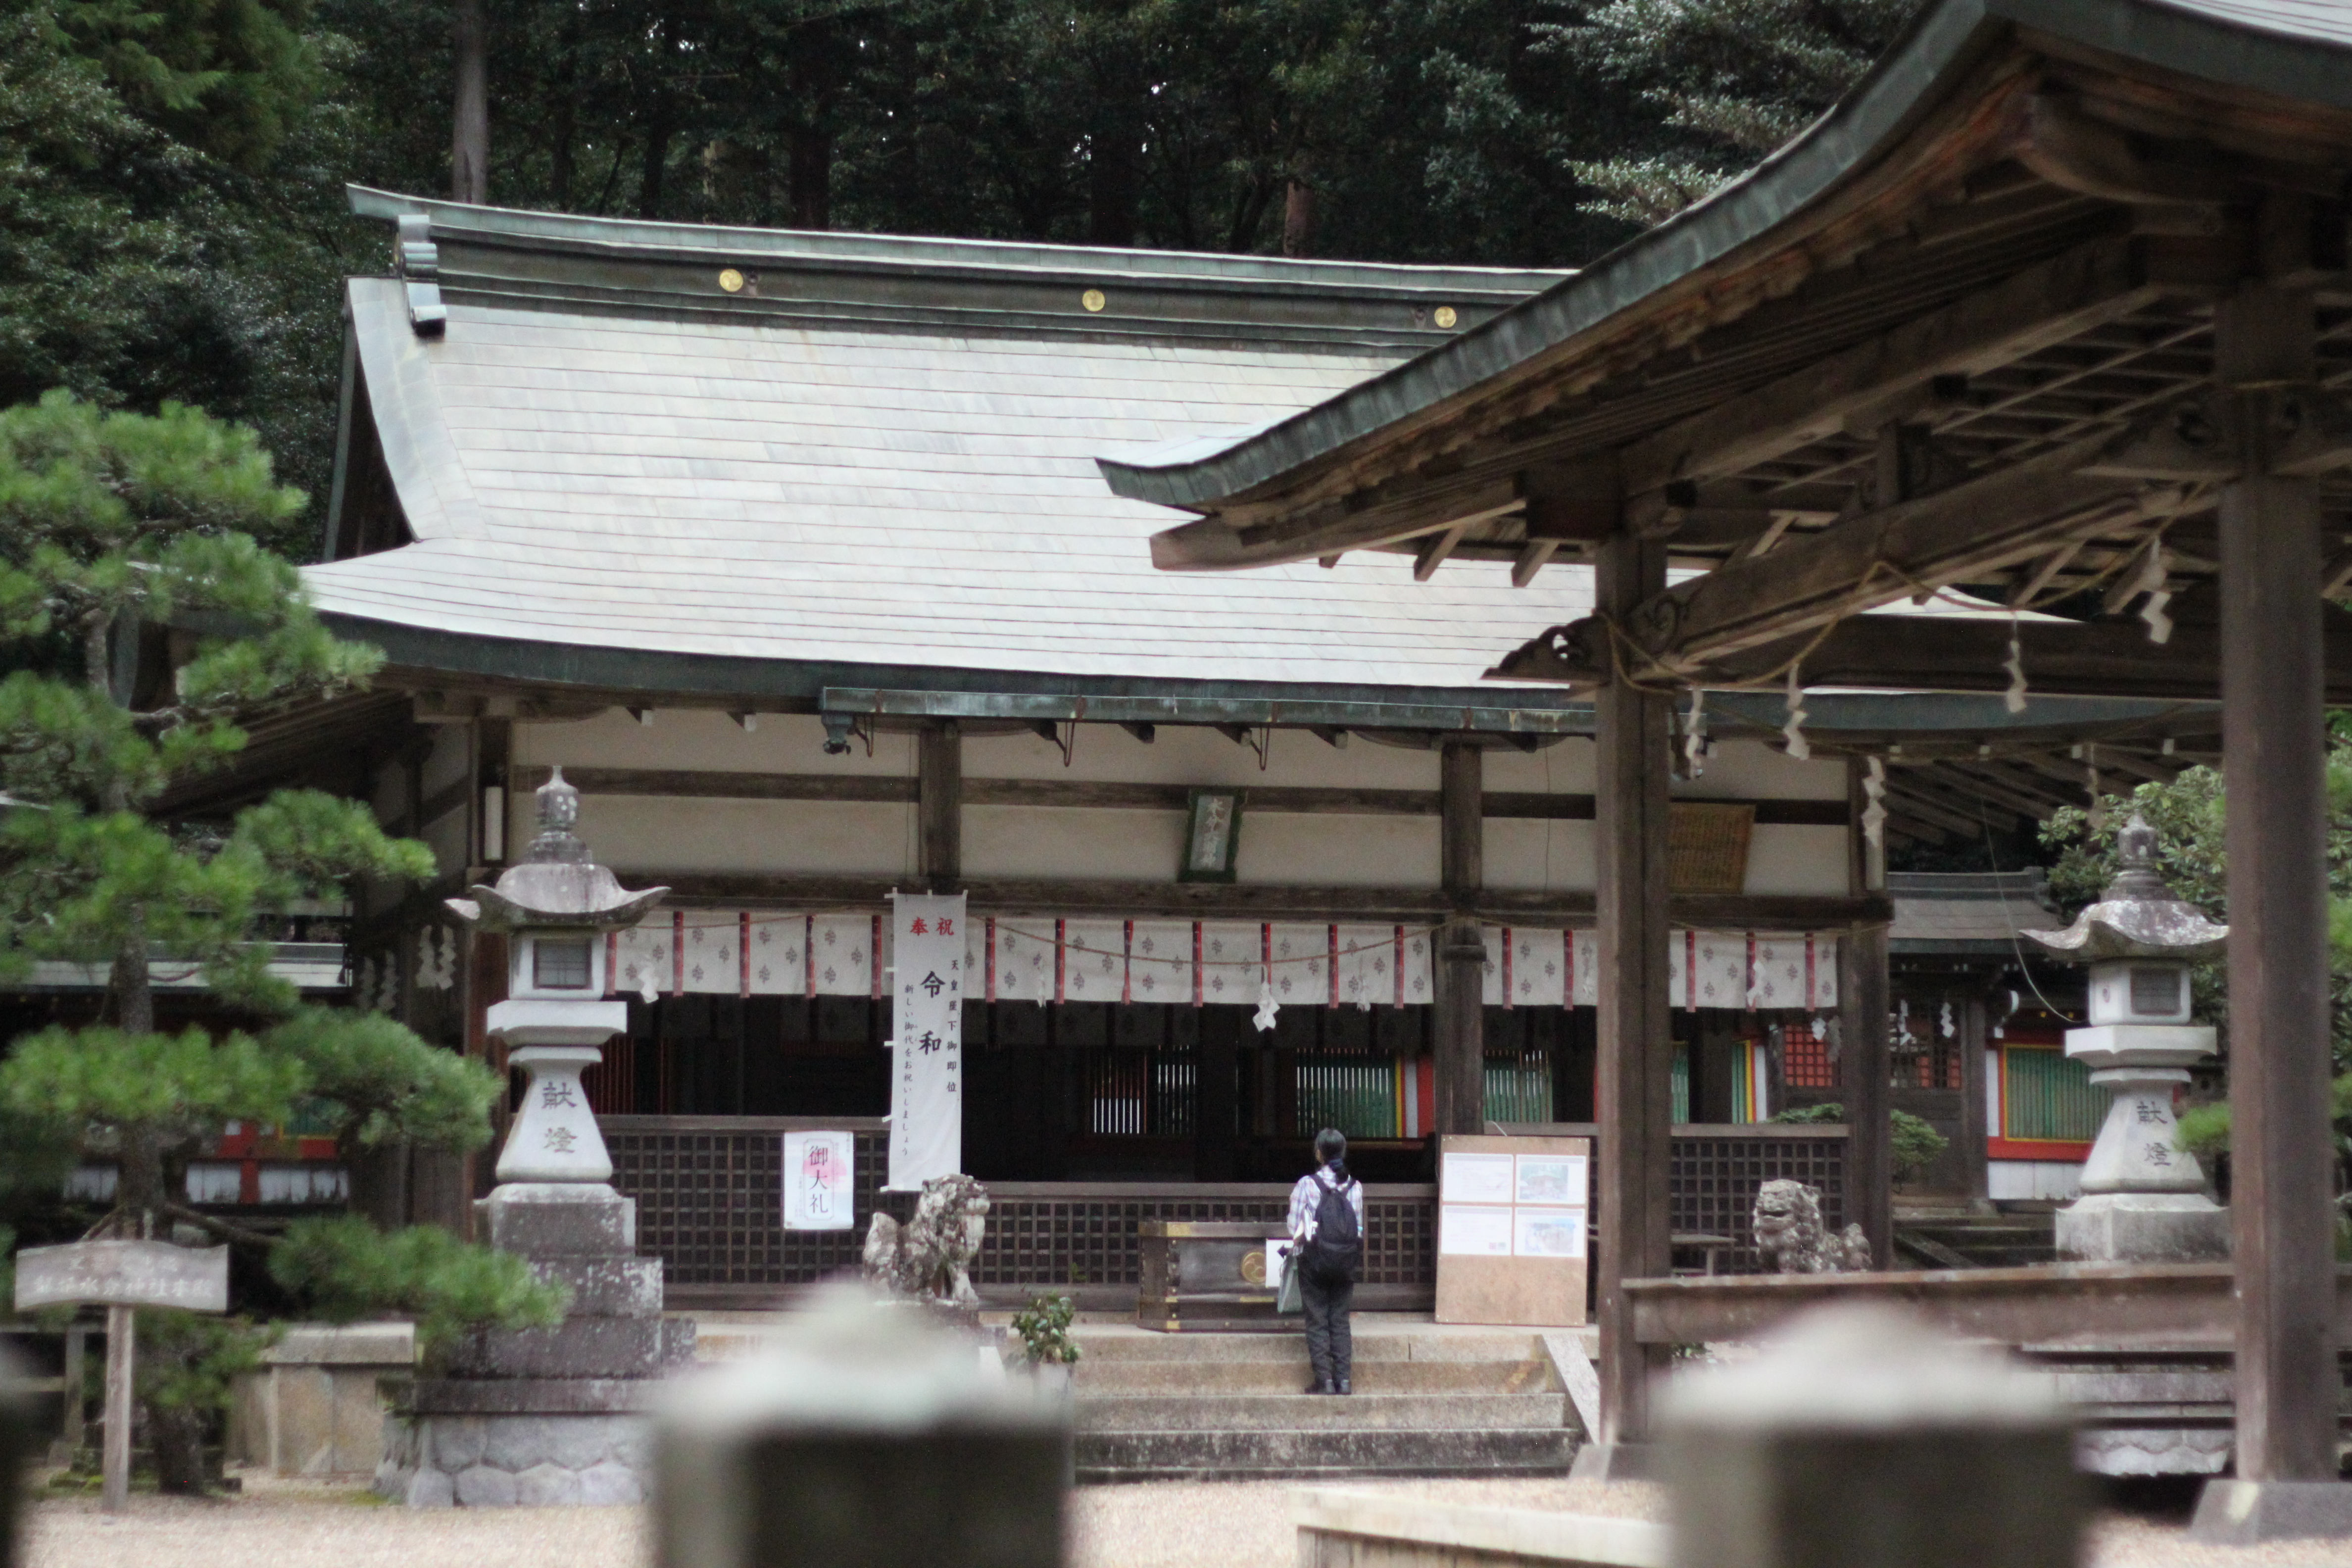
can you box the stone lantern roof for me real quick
[2023,814,2227,965]
[444,767,668,931]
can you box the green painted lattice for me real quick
[1298,1056,1397,1139]
[2004,1048,2104,1141]
[1483,1056,1553,1124]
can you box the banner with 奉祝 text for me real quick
[887,892,968,1191]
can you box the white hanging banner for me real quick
[887,892,967,1192]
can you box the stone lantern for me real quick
[375,767,687,1509]
[2025,813,2229,1263]
[446,766,666,1186]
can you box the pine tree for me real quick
[0,391,561,1487]
[1540,0,1920,224]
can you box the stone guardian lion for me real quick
[863,1173,991,1307]
[1752,1178,1872,1274]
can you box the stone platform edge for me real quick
[1293,1489,1666,1568]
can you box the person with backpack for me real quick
[1288,1127,1366,1395]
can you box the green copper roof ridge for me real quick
[344,185,1572,295]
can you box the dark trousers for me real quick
[1302,1267,1354,1388]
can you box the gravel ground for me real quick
[26,1473,2352,1568]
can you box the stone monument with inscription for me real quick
[377,768,690,1507]
[2026,814,2230,1264]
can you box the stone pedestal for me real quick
[377,1184,692,1507]
[2056,1024,2228,1264]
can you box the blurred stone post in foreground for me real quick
[1,1343,29,1567]
[1663,1306,2084,1568]
[655,1287,1067,1568]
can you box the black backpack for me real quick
[1307,1173,1361,1282]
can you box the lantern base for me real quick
[2057,1191,2230,1264]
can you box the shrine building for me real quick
[237,186,2211,1305]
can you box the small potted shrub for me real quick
[1010,1292,1079,1399]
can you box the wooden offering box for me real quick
[1136,1220,1290,1332]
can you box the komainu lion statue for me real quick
[863,1174,991,1307]
[1753,1178,1871,1274]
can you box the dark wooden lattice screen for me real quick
[604,1118,1845,1294]
[1671,1130,1848,1274]
[603,1116,895,1289]
[970,1184,1434,1292]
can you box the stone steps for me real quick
[1078,1390,1567,1432]
[1080,1426,1578,1482]
[1078,1358,1553,1394]
[1895,1214,2058,1269]
[1068,1322,1580,1481]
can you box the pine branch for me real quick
[162,1202,276,1249]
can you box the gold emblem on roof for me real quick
[1433,305,1458,329]
[1081,289,1107,313]
[718,268,745,294]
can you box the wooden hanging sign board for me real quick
[1433,1134,1589,1327]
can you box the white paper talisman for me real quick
[886,892,967,1191]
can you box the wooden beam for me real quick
[1415,520,1471,581]
[1512,539,1560,587]
[623,877,1891,931]
[513,766,1848,824]
[1154,472,1524,571]
[2009,95,2236,209]
[1620,239,2158,495]
[1646,440,2148,668]
[1621,1263,2352,1348]
[2008,540,2083,607]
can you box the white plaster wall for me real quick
[1742,826,1852,896]
[963,722,1445,789]
[1480,737,1597,794]
[1482,820,1596,893]
[1238,811,1443,886]
[572,795,919,878]
[1987,1159,2082,1201]
[420,724,471,800]
[964,806,1185,881]
[512,713,1849,894]
[1681,738,1848,800]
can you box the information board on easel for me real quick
[1433,1133,1589,1327]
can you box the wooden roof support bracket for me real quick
[1512,539,1560,587]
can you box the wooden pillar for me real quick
[1592,532,1674,1452]
[100,1305,132,1514]
[2216,275,2335,1483]
[1959,993,1990,1204]
[1842,756,1893,1266]
[919,721,962,891]
[1840,929,1893,1266]
[1436,740,1486,1135]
